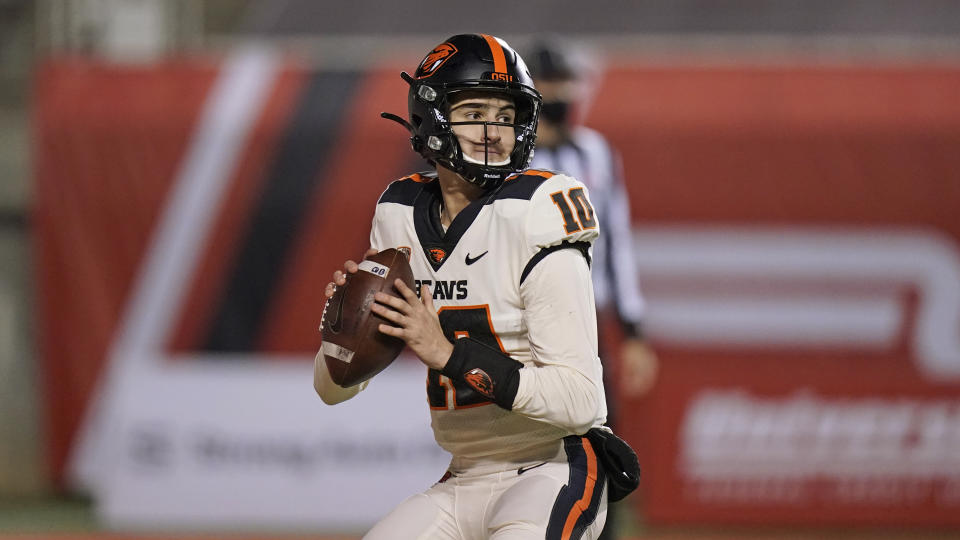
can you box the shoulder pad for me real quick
[377,172,436,205]
[507,168,557,183]
[490,169,557,202]
[525,173,600,251]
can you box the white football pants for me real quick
[364,435,608,540]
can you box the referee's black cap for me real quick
[526,39,578,81]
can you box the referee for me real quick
[527,39,659,540]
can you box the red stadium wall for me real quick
[34,60,215,485]
[594,65,960,526]
[33,57,417,486]
[34,57,960,525]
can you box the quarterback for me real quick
[315,34,624,539]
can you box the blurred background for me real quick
[2,0,960,538]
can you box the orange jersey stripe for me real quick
[561,437,598,539]
[481,34,508,75]
[408,173,430,183]
[505,169,555,182]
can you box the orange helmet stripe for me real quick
[481,34,508,75]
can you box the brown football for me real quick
[320,248,415,387]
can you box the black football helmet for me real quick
[382,34,542,189]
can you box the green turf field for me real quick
[1,496,957,540]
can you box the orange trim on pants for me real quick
[561,436,598,539]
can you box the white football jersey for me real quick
[369,169,607,472]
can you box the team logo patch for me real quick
[417,43,458,78]
[464,368,495,398]
[429,248,447,263]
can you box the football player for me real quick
[526,39,659,539]
[316,34,634,539]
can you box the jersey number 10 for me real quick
[550,187,597,234]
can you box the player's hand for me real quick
[621,339,659,397]
[371,280,453,371]
[324,248,378,299]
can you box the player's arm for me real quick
[604,151,660,395]
[605,148,646,336]
[437,247,604,433]
[513,174,605,432]
[314,251,377,404]
[314,210,387,404]
[439,174,605,433]
[513,247,606,433]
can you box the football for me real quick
[320,248,415,387]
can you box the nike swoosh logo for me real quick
[465,251,488,265]
[517,461,548,475]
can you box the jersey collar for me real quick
[414,180,486,271]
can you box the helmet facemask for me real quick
[425,88,538,188]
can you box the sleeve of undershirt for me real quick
[314,208,381,405]
[513,247,607,434]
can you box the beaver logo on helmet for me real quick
[417,42,458,79]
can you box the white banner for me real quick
[100,358,448,531]
[69,47,450,532]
